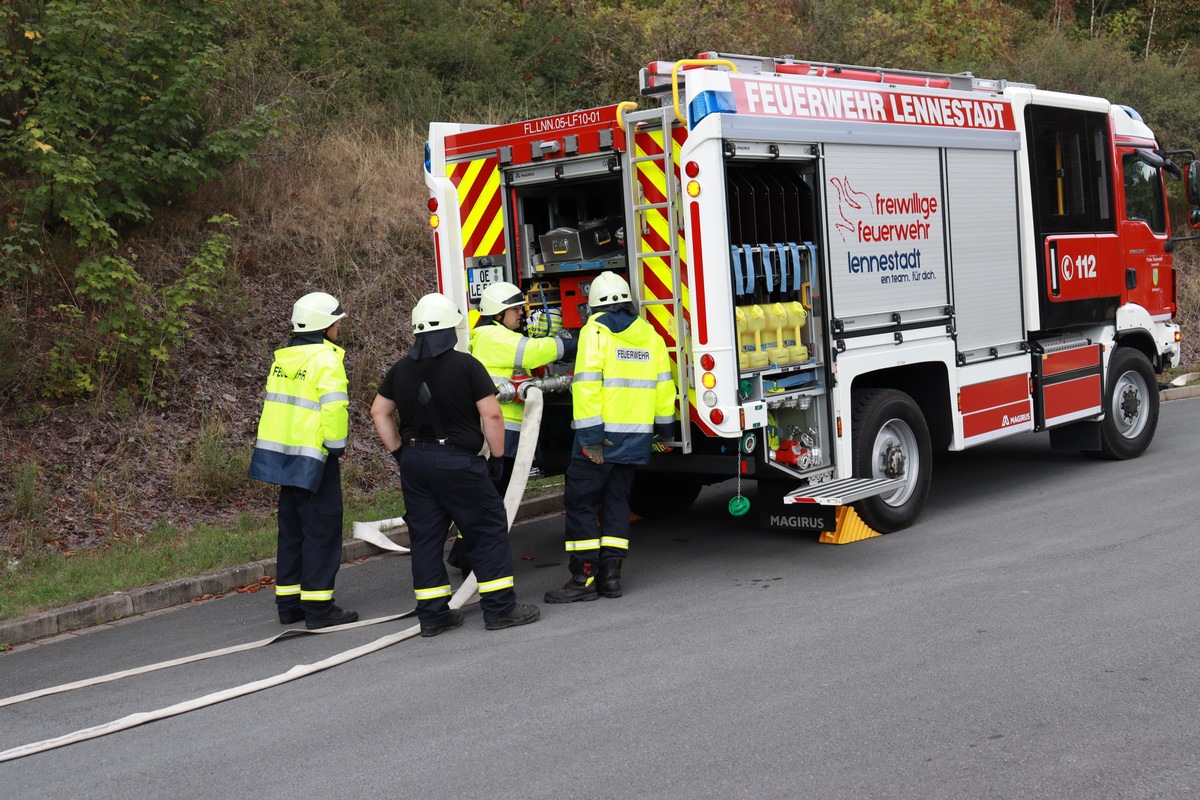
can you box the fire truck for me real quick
[424,52,1199,540]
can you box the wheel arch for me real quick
[850,361,953,451]
[1114,329,1160,373]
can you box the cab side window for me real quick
[1026,106,1114,235]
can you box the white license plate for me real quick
[467,266,504,301]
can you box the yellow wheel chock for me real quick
[817,506,883,545]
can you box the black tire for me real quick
[851,388,933,533]
[1097,347,1159,460]
[629,471,703,518]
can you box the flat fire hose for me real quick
[0,389,546,763]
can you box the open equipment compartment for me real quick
[724,159,830,479]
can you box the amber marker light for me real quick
[428,213,440,229]
[686,180,701,198]
[701,372,716,389]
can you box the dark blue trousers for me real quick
[276,458,343,616]
[563,459,636,562]
[400,443,517,627]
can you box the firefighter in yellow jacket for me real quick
[248,292,358,629]
[445,281,577,573]
[469,280,577,492]
[545,271,675,603]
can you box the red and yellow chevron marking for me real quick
[634,124,702,426]
[448,156,505,259]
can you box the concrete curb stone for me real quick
[1161,383,1200,401]
[0,491,565,651]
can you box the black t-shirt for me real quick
[377,350,497,452]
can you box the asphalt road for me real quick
[3,397,1199,799]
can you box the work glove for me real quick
[651,435,673,454]
[390,446,403,467]
[581,443,605,464]
[487,455,504,484]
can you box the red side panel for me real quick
[1033,343,1103,428]
[961,374,1033,442]
[1043,375,1102,422]
[1039,345,1101,377]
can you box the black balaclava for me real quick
[408,327,458,361]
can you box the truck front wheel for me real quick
[1097,347,1159,460]
[851,388,933,533]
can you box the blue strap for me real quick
[741,245,755,294]
[787,243,802,292]
[775,244,789,293]
[759,243,774,293]
[731,246,745,296]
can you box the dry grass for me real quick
[0,119,443,557]
[1173,247,1200,369]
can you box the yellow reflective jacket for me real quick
[572,309,675,464]
[247,341,349,492]
[470,320,569,455]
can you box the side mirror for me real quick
[1188,160,1200,207]
[1135,148,1165,169]
[1190,208,1200,231]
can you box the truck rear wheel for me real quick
[851,388,932,533]
[629,471,702,518]
[1097,347,1159,460]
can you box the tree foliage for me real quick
[0,1,277,399]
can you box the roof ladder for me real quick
[624,105,692,454]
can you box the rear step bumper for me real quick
[783,477,906,506]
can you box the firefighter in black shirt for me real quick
[370,293,540,636]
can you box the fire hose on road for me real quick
[0,384,558,763]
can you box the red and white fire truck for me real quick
[424,52,1199,539]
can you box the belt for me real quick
[405,439,479,455]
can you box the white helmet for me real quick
[291,292,346,332]
[587,271,632,308]
[411,293,463,334]
[478,281,525,316]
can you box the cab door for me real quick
[1117,148,1174,318]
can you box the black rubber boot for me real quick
[598,558,623,598]
[484,603,541,630]
[543,560,600,604]
[420,608,464,638]
[305,605,359,630]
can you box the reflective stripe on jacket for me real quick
[469,320,564,432]
[571,310,675,465]
[248,341,349,492]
